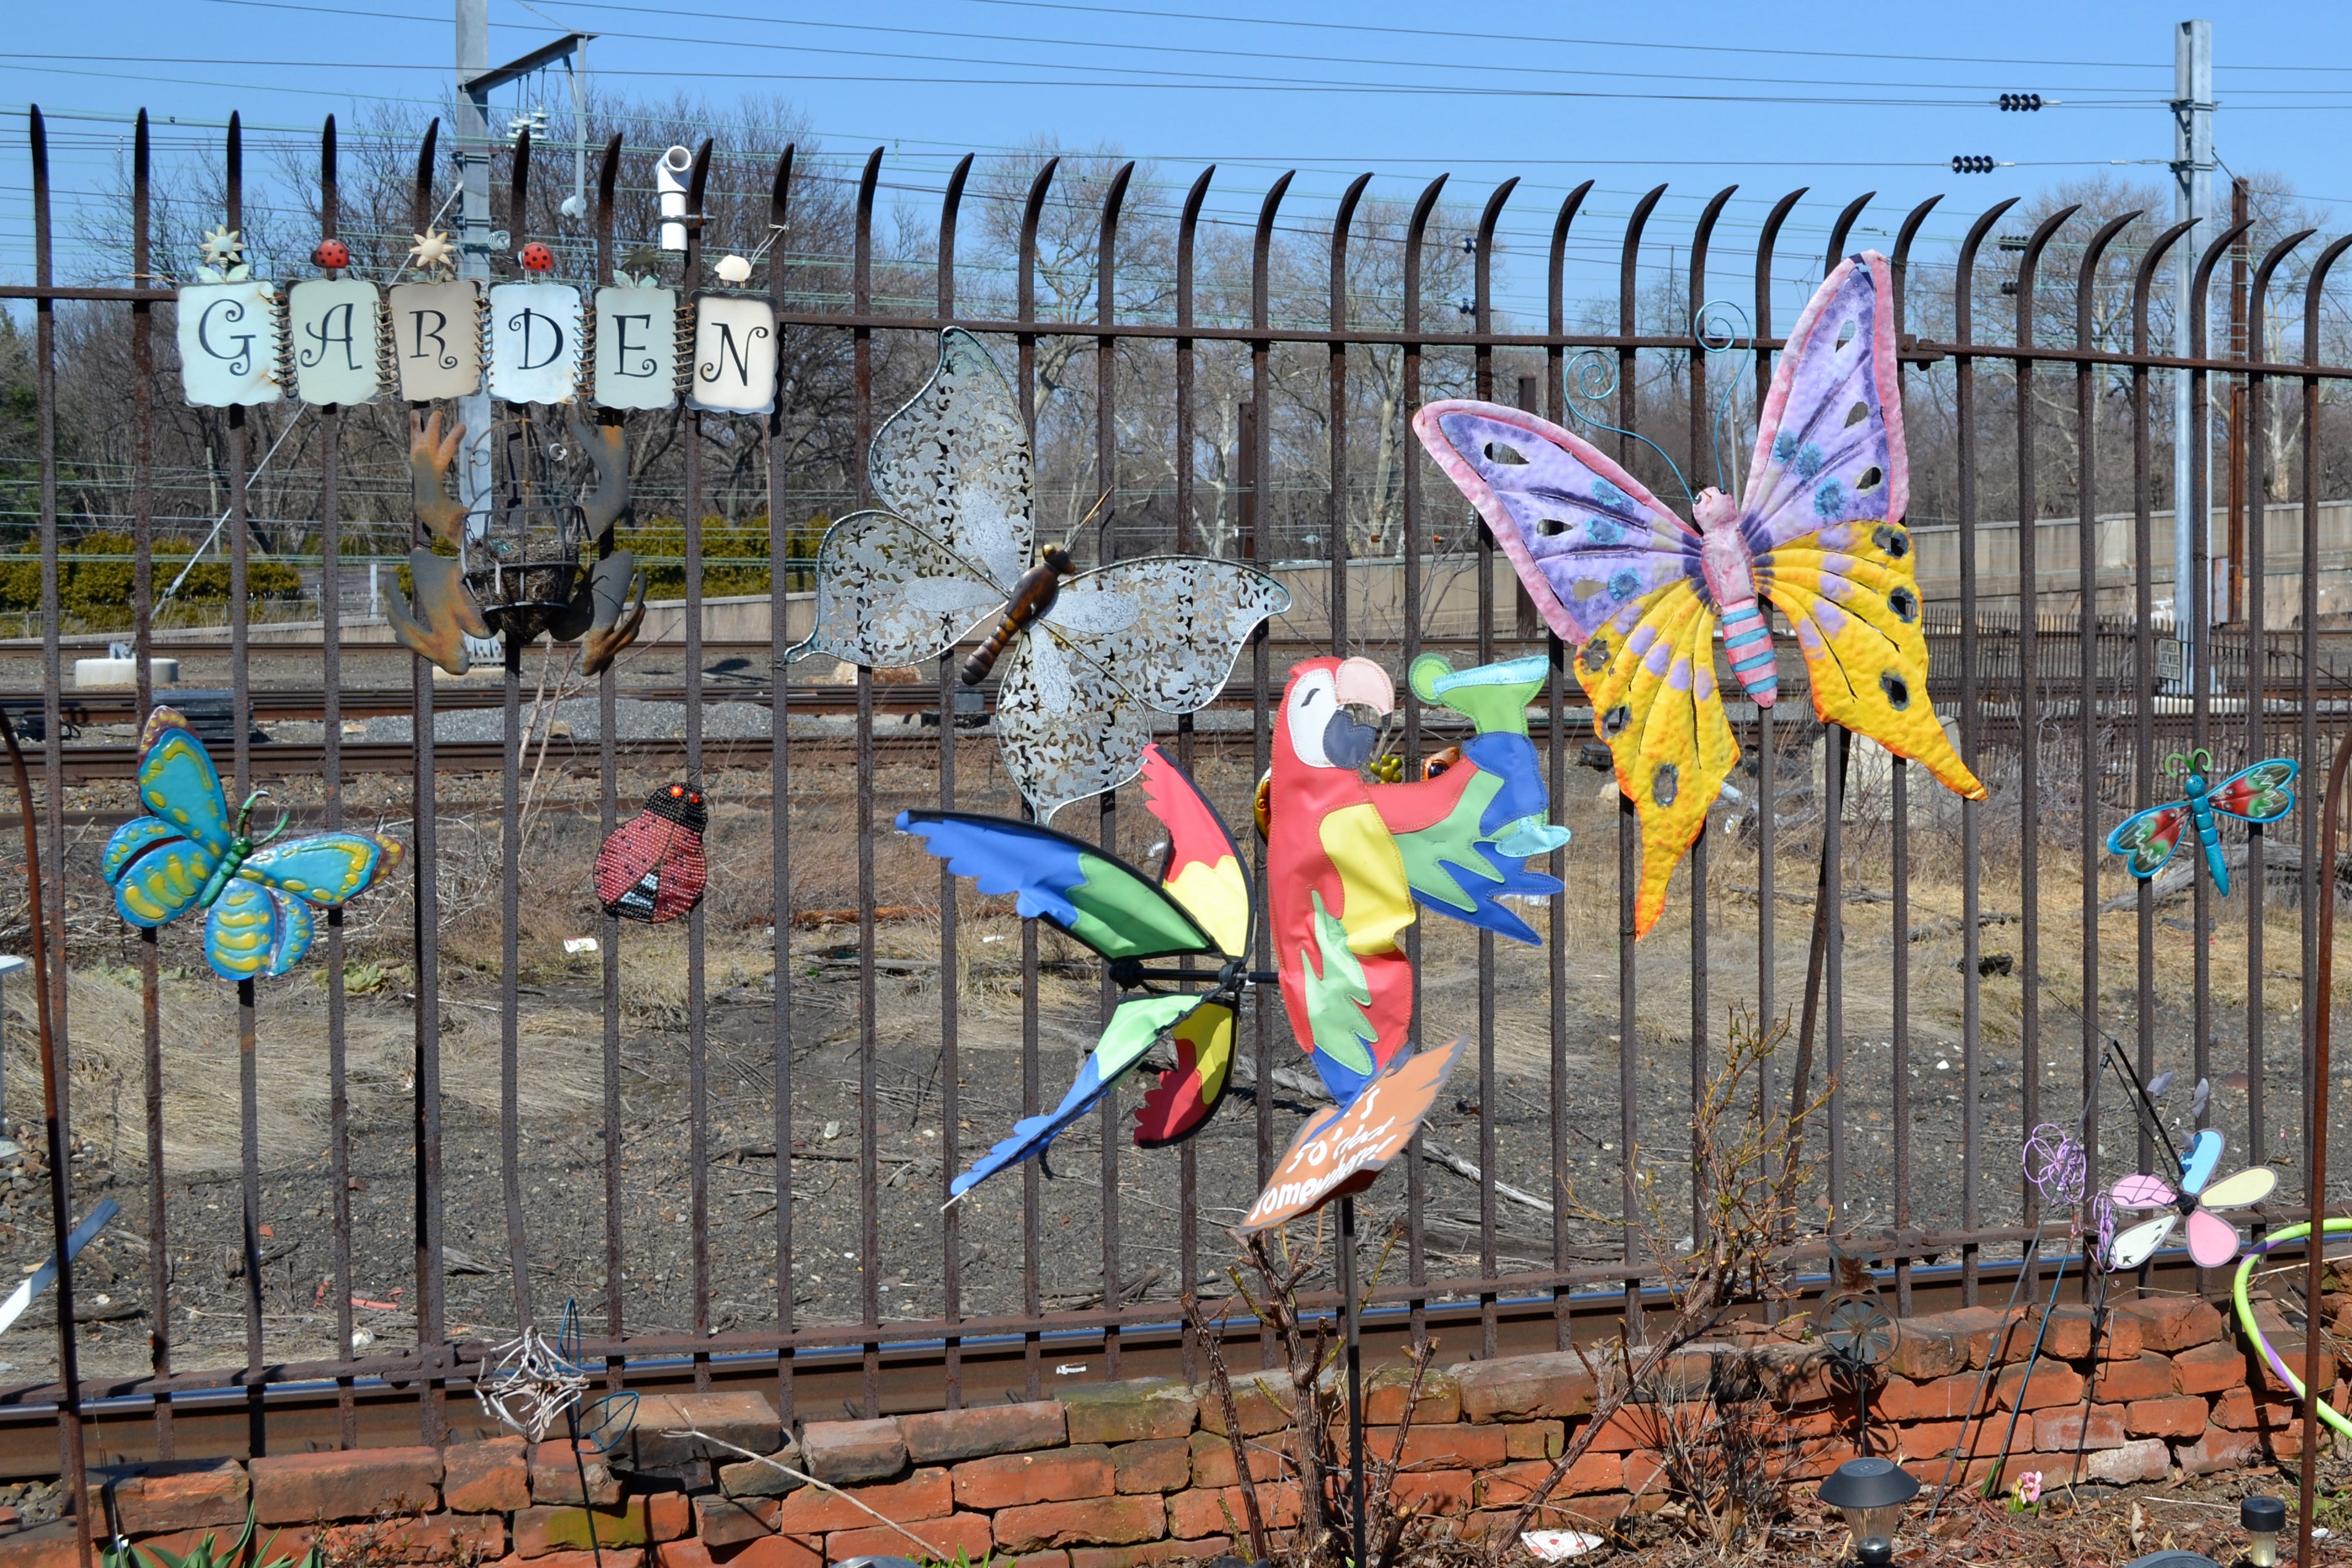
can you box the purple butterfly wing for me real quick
[2109,1173,2176,1209]
[1414,402,1700,644]
[1739,253,1906,556]
[2184,1208,2242,1268]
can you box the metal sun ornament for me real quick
[407,228,458,275]
[196,224,250,283]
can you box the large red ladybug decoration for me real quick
[519,242,555,273]
[312,238,350,269]
[594,783,708,923]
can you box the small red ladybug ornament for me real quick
[595,783,708,923]
[519,242,555,273]
[312,238,350,269]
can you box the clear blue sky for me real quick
[10,1,2352,317]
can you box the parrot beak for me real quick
[1332,657,1395,715]
[1320,657,1394,771]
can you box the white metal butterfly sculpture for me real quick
[791,329,1291,820]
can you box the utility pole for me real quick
[2225,176,2250,625]
[455,0,492,528]
[2171,18,2213,657]
[453,0,594,532]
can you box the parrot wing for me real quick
[1363,731,1564,945]
[950,993,1210,1198]
[894,810,1221,962]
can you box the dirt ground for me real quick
[0,644,2344,1393]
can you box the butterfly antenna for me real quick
[1693,298,1755,500]
[1560,347,1697,514]
[1062,489,1117,563]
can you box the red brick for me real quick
[798,1419,908,1485]
[1455,1354,1597,1423]
[2086,1437,2170,1484]
[531,1440,621,1506]
[771,1469,950,1535]
[717,1445,805,1501]
[2212,1385,2300,1432]
[2113,1295,2225,1353]
[1110,1440,1190,1495]
[630,1392,783,1473]
[2033,1403,2126,1452]
[2035,1305,2143,1361]
[250,1446,442,1523]
[1364,1366,1461,1426]
[1009,1553,1070,1568]
[1957,1306,2036,1368]
[0,1524,84,1568]
[1186,1431,1284,1488]
[1504,1421,1563,1460]
[1477,1454,1620,1506]
[993,1497,1167,1553]
[1060,1380,1198,1445]
[1993,1359,2084,1412]
[1067,1540,1227,1568]
[1165,1484,1301,1540]
[829,1515,995,1564]
[516,1500,660,1555]
[647,1493,691,1543]
[442,1436,530,1513]
[322,1514,503,1563]
[2172,1340,2248,1396]
[1574,1405,1688,1455]
[1390,1471,1471,1515]
[2091,1352,2176,1404]
[1884,1312,1974,1379]
[1363,1423,1507,1468]
[710,1538,819,1568]
[692,1495,779,1550]
[2126,1395,2210,1438]
[904,1401,1068,1464]
[86,1460,249,1535]
[954,1448,1114,1509]
[1897,1419,2031,1461]
[1194,1369,1296,1437]
[653,1542,719,1568]
[1874,1375,1980,1424]
[2176,1426,2260,1475]
[492,1553,645,1568]
[1622,1450,1670,1497]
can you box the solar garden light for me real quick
[1820,1456,1920,1553]
[2241,1494,2287,1567]
[1854,1538,1894,1567]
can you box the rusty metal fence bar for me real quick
[14,110,2352,1463]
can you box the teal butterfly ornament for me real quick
[103,707,404,981]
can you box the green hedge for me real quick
[0,533,303,624]
[618,514,829,598]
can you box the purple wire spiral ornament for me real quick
[2022,1122,2091,1246]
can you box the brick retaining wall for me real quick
[1,1296,2324,1567]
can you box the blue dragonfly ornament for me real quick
[2106,747,2295,896]
[103,707,404,980]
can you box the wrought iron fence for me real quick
[9,106,2352,1463]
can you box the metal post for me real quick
[2171,17,2213,650]
[455,0,492,526]
[1338,1195,1366,1568]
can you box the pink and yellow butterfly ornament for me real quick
[1415,251,1987,936]
[103,707,404,980]
[2103,1126,2276,1271]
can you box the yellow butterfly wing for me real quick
[1760,520,1985,802]
[1579,579,1738,937]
